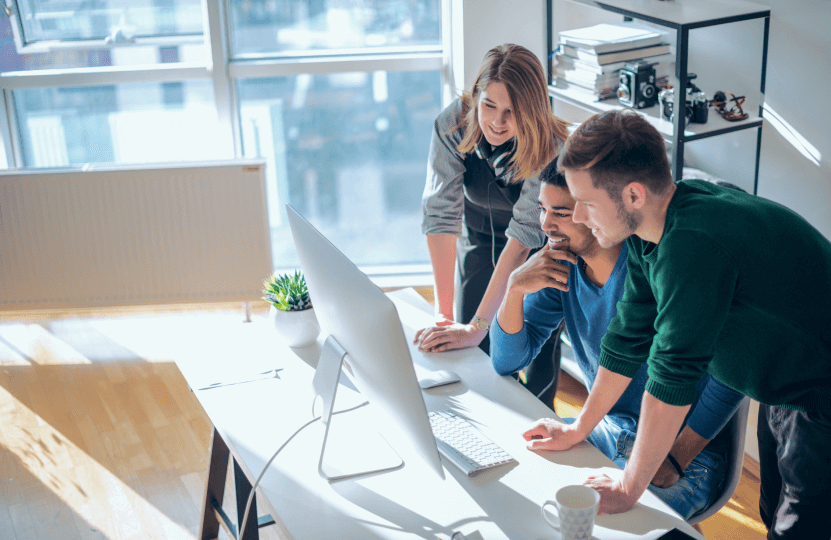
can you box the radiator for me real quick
[0,160,273,311]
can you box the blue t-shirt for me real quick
[491,244,743,439]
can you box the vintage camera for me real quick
[617,62,658,109]
[659,74,709,124]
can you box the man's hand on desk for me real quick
[584,474,639,515]
[414,323,486,353]
[522,418,585,451]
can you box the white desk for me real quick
[176,288,703,540]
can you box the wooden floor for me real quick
[0,294,767,540]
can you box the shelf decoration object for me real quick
[546,0,770,194]
[553,21,672,101]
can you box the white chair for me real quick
[687,396,751,525]
[559,331,751,525]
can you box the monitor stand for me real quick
[312,335,404,481]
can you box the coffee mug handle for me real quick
[541,500,561,531]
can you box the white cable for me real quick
[236,400,369,540]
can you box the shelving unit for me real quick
[546,0,770,194]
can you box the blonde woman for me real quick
[417,44,570,372]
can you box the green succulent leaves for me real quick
[263,270,313,312]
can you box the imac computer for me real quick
[286,205,445,482]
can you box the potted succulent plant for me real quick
[263,270,320,347]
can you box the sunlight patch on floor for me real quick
[708,505,768,535]
[0,324,89,365]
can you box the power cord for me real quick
[236,399,369,540]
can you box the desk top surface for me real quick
[174,288,703,540]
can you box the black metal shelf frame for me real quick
[546,0,770,194]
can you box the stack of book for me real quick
[552,22,673,101]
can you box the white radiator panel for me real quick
[0,160,273,310]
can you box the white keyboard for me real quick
[428,410,516,476]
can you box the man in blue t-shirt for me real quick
[490,159,744,520]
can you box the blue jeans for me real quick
[563,416,728,521]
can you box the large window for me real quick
[0,0,447,280]
[238,70,440,269]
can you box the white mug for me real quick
[541,485,600,540]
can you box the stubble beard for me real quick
[612,199,642,245]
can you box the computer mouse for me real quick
[418,369,462,389]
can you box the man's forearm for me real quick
[622,393,691,498]
[668,425,710,470]
[574,367,632,439]
[496,287,526,335]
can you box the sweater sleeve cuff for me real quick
[598,349,643,379]
[645,379,698,407]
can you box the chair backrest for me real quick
[687,397,751,525]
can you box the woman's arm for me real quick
[421,100,466,318]
[426,233,458,321]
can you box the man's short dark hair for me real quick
[557,110,673,200]
[539,157,567,189]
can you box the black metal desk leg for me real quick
[233,459,258,540]
[199,427,277,540]
[200,427,230,540]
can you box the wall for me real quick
[753,0,831,237]
[681,0,831,234]
[457,0,547,91]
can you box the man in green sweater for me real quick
[524,109,831,539]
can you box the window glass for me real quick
[14,80,224,166]
[229,0,441,57]
[237,70,441,268]
[13,0,202,43]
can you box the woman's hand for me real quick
[414,323,486,353]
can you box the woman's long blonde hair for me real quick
[457,44,570,182]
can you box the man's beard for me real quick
[615,199,642,236]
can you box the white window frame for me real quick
[2,1,204,54]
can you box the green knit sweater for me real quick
[599,180,831,410]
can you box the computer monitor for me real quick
[286,205,445,481]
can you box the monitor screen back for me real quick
[286,205,444,479]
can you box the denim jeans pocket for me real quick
[613,429,637,463]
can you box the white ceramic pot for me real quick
[270,306,321,347]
